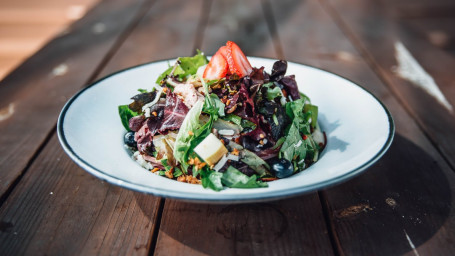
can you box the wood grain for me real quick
[267,0,455,254]
[321,0,455,170]
[156,198,334,256]
[0,134,160,255]
[0,0,148,198]
[0,0,207,254]
[153,1,335,255]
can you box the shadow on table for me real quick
[135,134,453,255]
[321,134,454,255]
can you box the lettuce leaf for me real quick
[156,50,208,84]
[118,105,138,131]
[203,94,225,117]
[173,100,204,169]
[280,98,317,163]
[201,169,223,191]
[221,166,268,188]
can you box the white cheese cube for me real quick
[194,133,228,166]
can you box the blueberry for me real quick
[124,131,136,148]
[269,158,294,178]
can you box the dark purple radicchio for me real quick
[158,92,189,133]
[270,60,300,100]
[146,99,166,136]
[129,115,145,132]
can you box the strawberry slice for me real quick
[203,50,228,80]
[217,46,231,75]
[226,41,252,77]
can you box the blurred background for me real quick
[0,0,454,81]
[0,0,99,80]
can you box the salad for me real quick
[118,41,326,191]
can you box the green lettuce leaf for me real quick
[223,114,242,126]
[201,169,223,191]
[173,101,204,167]
[221,166,268,189]
[240,150,270,176]
[155,50,208,84]
[118,105,138,131]
[304,104,318,128]
[203,94,225,117]
[280,122,305,161]
[262,82,284,101]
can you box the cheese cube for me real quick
[194,133,228,166]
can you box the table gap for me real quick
[317,0,455,174]
[0,0,155,209]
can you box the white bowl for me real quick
[58,57,394,203]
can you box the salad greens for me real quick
[155,50,208,84]
[119,47,325,192]
[118,105,138,131]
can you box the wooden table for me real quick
[1,0,454,255]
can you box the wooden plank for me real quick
[0,0,148,198]
[0,0,207,254]
[403,17,455,53]
[322,0,455,170]
[268,0,455,254]
[153,1,335,255]
[383,0,455,19]
[97,0,208,78]
[156,197,333,256]
[0,134,160,255]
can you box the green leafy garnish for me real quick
[156,50,208,84]
[304,104,318,128]
[279,98,317,164]
[118,105,139,131]
[203,94,225,117]
[173,100,204,170]
[221,166,268,188]
[240,150,270,176]
[241,119,256,130]
[223,114,242,126]
[262,82,284,101]
[201,169,223,191]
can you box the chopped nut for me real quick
[259,133,265,139]
[165,167,174,179]
[188,130,194,136]
[259,140,264,145]
[197,162,207,169]
[151,168,160,173]
[188,176,201,184]
[177,176,186,182]
[188,158,195,165]
[163,87,168,93]
[226,99,231,106]
[152,111,157,117]
[232,148,240,156]
[226,104,237,113]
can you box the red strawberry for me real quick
[225,41,252,77]
[217,46,231,75]
[203,50,228,80]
